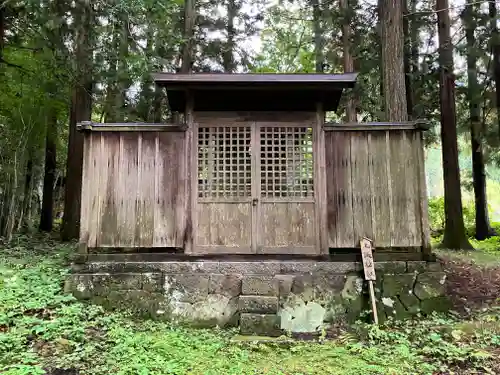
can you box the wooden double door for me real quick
[194,122,319,254]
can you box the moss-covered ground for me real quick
[1,234,500,375]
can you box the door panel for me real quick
[193,122,318,254]
[257,124,317,253]
[196,202,252,250]
[195,125,253,253]
[259,202,316,253]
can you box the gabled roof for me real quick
[152,73,357,112]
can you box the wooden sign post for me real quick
[360,237,379,325]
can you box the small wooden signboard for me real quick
[360,237,376,281]
[360,237,379,325]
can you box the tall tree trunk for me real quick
[380,0,407,121]
[437,0,472,249]
[0,178,10,236]
[464,3,495,240]
[410,0,420,118]
[403,0,414,119]
[340,0,356,122]
[489,0,500,140]
[61,0,93,241]
[377,0,384,118]
[103,27,118,123]
[182,0,195,73]
[0,3,4,64]
[116,16,130,122]
[104,14,129,123]
[4,153,24,241]
[40,109,57,232]
[19,157,33,231]
[171,0,195,123]
[223,0,237,73]
[312,0,323,73]
[137,26,154,122]
[153,85,163,123]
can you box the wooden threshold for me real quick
[191,246,254,255]
[256,246,319,255]
[80,246,427,263]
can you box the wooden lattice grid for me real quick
[260,126,314,198]
[197,126,252,198]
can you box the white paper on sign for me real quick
[360,238,376,281]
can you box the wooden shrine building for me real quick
[77,73,431,259]
[70,73,446,334]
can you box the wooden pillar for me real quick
[184,91,195,253]
[315,102,328,254]
[416,130,431,259]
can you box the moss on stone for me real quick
[414,272,446,300]
[398,292,421,314]
[381,297,411,320]
[420,296,452,314]
[324,295,347,323]
[240,314,281,336]
[382,274,416,297]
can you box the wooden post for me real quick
[360,237,379,325]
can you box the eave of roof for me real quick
[152,72,358,86]
[152,73,358,112]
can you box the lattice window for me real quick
[260,126,314,198]
[198,126,252,198]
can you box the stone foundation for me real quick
[66,260,450,335]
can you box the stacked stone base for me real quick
[66,260,450,336]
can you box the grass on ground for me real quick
[1,235,500,375]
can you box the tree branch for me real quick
[0,57,28,71]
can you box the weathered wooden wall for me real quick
[79,120,429,254]
[325,129,429,249]
[79,130,187,248]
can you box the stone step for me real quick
[238,295,278,314]
[240,313,282,336]
[241,275,279,296]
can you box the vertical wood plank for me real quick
[404,131,420,245]
[98,133,120,247]
[326,131,355,247]
[351,132,373,243]
[176,132,187,248]
[117,133,138,246]
[315,104,328,254]
[88,133,102,248]
[154,132,161,246]
[385,131,394,247]
[252,122,259,253]
[134,133,142,244]
[95,134,108,247]
[154,132,185,247]
[185,93,195,253]
[416,131,431,254]
[390,130,410,246]
[79,133,91,244]
[368,133,376,242]
[135,132,155,246]
[369,131,392,247]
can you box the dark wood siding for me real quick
[79,131,187,249]
[325,129,427,249]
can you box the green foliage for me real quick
[428,196,445,235]
[1,236,500,374]
[428,195,497,240]
[354,313,499,374]
[469,232,500,253]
